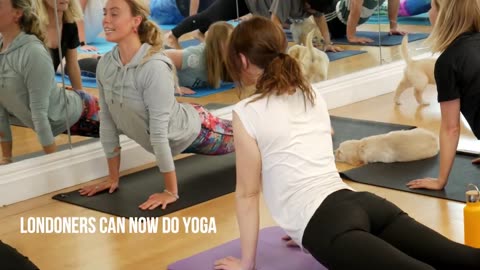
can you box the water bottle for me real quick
[464,184,480,248]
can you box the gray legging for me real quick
[302,189,480,269]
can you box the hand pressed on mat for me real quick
[139,192,178,210]
[79,179,119,196]
[406,177,445,191]
[347,35,374,44]
[214,256,250,270]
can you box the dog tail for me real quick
[400,34,412,64]
[306,29,316,55]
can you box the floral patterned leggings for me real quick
[67,90,100,138]
[183,104,234,155]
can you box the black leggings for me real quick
[0,241,39,270]
[327,16,347,39]
[302,189,480,270]
[171,0,250,38]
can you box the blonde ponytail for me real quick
[139,19,164,61]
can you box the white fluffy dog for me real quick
[394,35,437,105]
[335,128,439,166]
[290,16,325,50]
[287,30,330,83]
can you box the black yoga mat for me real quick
[53,153,236,217]
[330,116,416,149]
[341,151,480,203]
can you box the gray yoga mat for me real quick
[340,151,480,203]
[330,116,416,149]
[52,153,236,217]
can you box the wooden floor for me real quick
[2,24,474,270]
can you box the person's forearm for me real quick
[163,171,178,194]
[388,0,399,30]
[314,15,332,44]
[78,0,88,43]
[346,0,363,38]
[1,141,12,160]
[437,125,460,186]
[77,21,87,45]
[43,143,56,154]
[236,194,260,270]
[67,61,83,90]
[107,150,121,181]
[189,0,200,16]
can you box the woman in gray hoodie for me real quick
[79,0,234,210]
[0,0,100,164]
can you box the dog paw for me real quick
[394,99,402,105]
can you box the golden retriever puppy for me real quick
[335,128,439,166]
[290,16,325,50]
[288,30,330,83]
[394,35,437,105]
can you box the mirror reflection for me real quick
[0,0,100,165]
[0,0,433,165]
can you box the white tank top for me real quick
[233,91,352,248]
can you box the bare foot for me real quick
[192,30,205,42]
[164,31,181,49]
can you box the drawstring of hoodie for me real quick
[119,66,128,107]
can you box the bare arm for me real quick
[344,0,373,43]
[313,15,343,52]
[77,0,88,44]
[163,49,184,70]
[388,0,406,35]
[234,112,262,270]
[189,0,200,16]
[407,99,461,190]
[437,99,461,187]
[65,48,83,90]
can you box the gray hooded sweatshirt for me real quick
[97,43,201,173]
[0,32,83,146]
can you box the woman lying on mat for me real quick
[0,0,100,164]
[78,0,234,210]
[214,16,480,270]
[322,0,406,44]
[164,0,342,52]
[407,0,480,191]
[34,0,85,90]
[164,21,233,95]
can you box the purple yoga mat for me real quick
[168,226,327,270]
